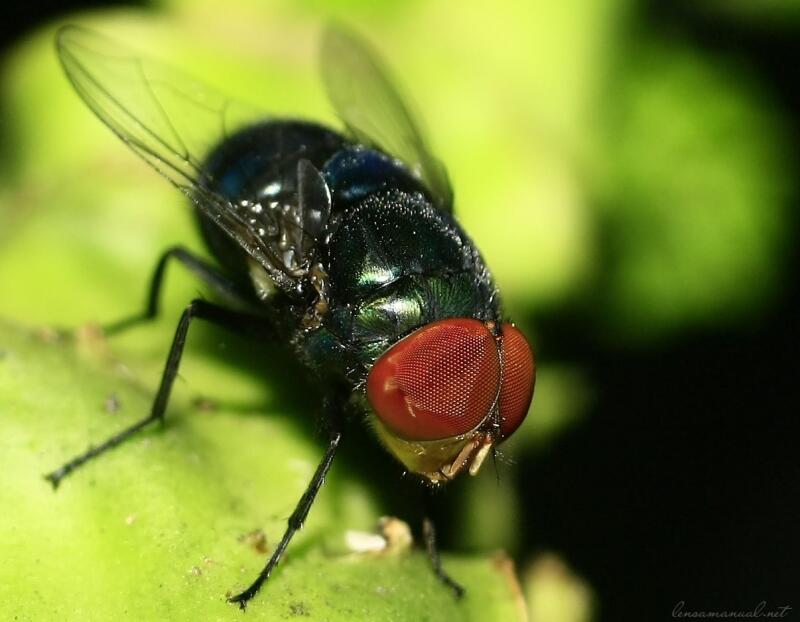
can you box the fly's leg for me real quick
[45,299,268,489]
[228,412,343,610]
[103,245,251,336]
[423,516,465,599]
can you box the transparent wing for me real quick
[320,25,454,213]
[57,25,300,292]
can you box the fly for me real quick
[45,24,536,609]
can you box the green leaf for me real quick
[0,320,525,620]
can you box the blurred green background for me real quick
[0,0,797,620]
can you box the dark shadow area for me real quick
[0,0,148,52]
[523,301,800,619]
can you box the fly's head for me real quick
[365,318,535,484]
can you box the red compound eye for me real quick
[367,319,500,441]
[497,323,535,440]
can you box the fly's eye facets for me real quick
[367,319,500,441]
[497,323,535,440]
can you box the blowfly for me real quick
[46,24,536,609]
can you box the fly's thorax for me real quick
[319,186,500,345]
[324,189,482,303]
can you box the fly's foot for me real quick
[227,590,253,611]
